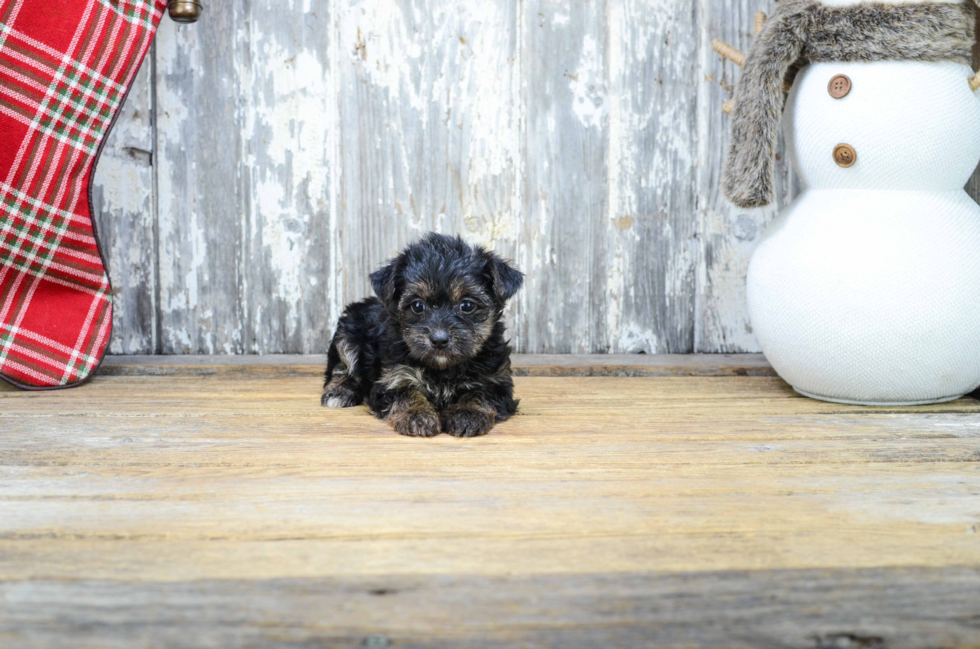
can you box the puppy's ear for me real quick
[370,261,398,304]
[483,250,524,302]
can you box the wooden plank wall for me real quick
[90,0,980,355]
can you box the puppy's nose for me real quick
[429,329,450,348]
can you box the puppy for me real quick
[321,233,524,438]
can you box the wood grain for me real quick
[3,569,980,648]
[1,362,980,645]
[155,15,246,354]
[600,0,699,354]
[92,58,157,355]
[240,0,337,354]
[519,0,605,353]
[695,0,796,353]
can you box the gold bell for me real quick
[168,0,202,23]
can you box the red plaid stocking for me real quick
[0,0,166,389]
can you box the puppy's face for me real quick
[397,272,495,369]
[371,234,523,369]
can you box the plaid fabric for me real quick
[0,0,165,389]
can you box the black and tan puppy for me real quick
[321,233,524,438]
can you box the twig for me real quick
[712,39,745,67]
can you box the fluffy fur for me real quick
[723,0,976,208]
[321,233,524,438]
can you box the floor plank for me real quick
[4,569,980,648]
[1,362,979,647]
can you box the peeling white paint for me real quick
[244,29,332,341]
[605,0,628,351]
[341,0,425,111]
[91,57,155,355]
[617,324,660,354]
[570,34,606,130]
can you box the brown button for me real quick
[828,74,851,99]
[833,143,856,168]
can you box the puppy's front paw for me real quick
[441,409,494,438]
[321,383,359,408]
[390,409,441,437]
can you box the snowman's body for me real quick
[747,19,980,404]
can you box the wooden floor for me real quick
[2,356,980,648]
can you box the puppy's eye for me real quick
[410,300,425,314]
[459,299,476,314]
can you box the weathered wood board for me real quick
[92,2,980,354]
[1,363,980,646]
[92,57,157,355]
[4,569,980,648]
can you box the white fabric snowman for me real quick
[719,0,980,404]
